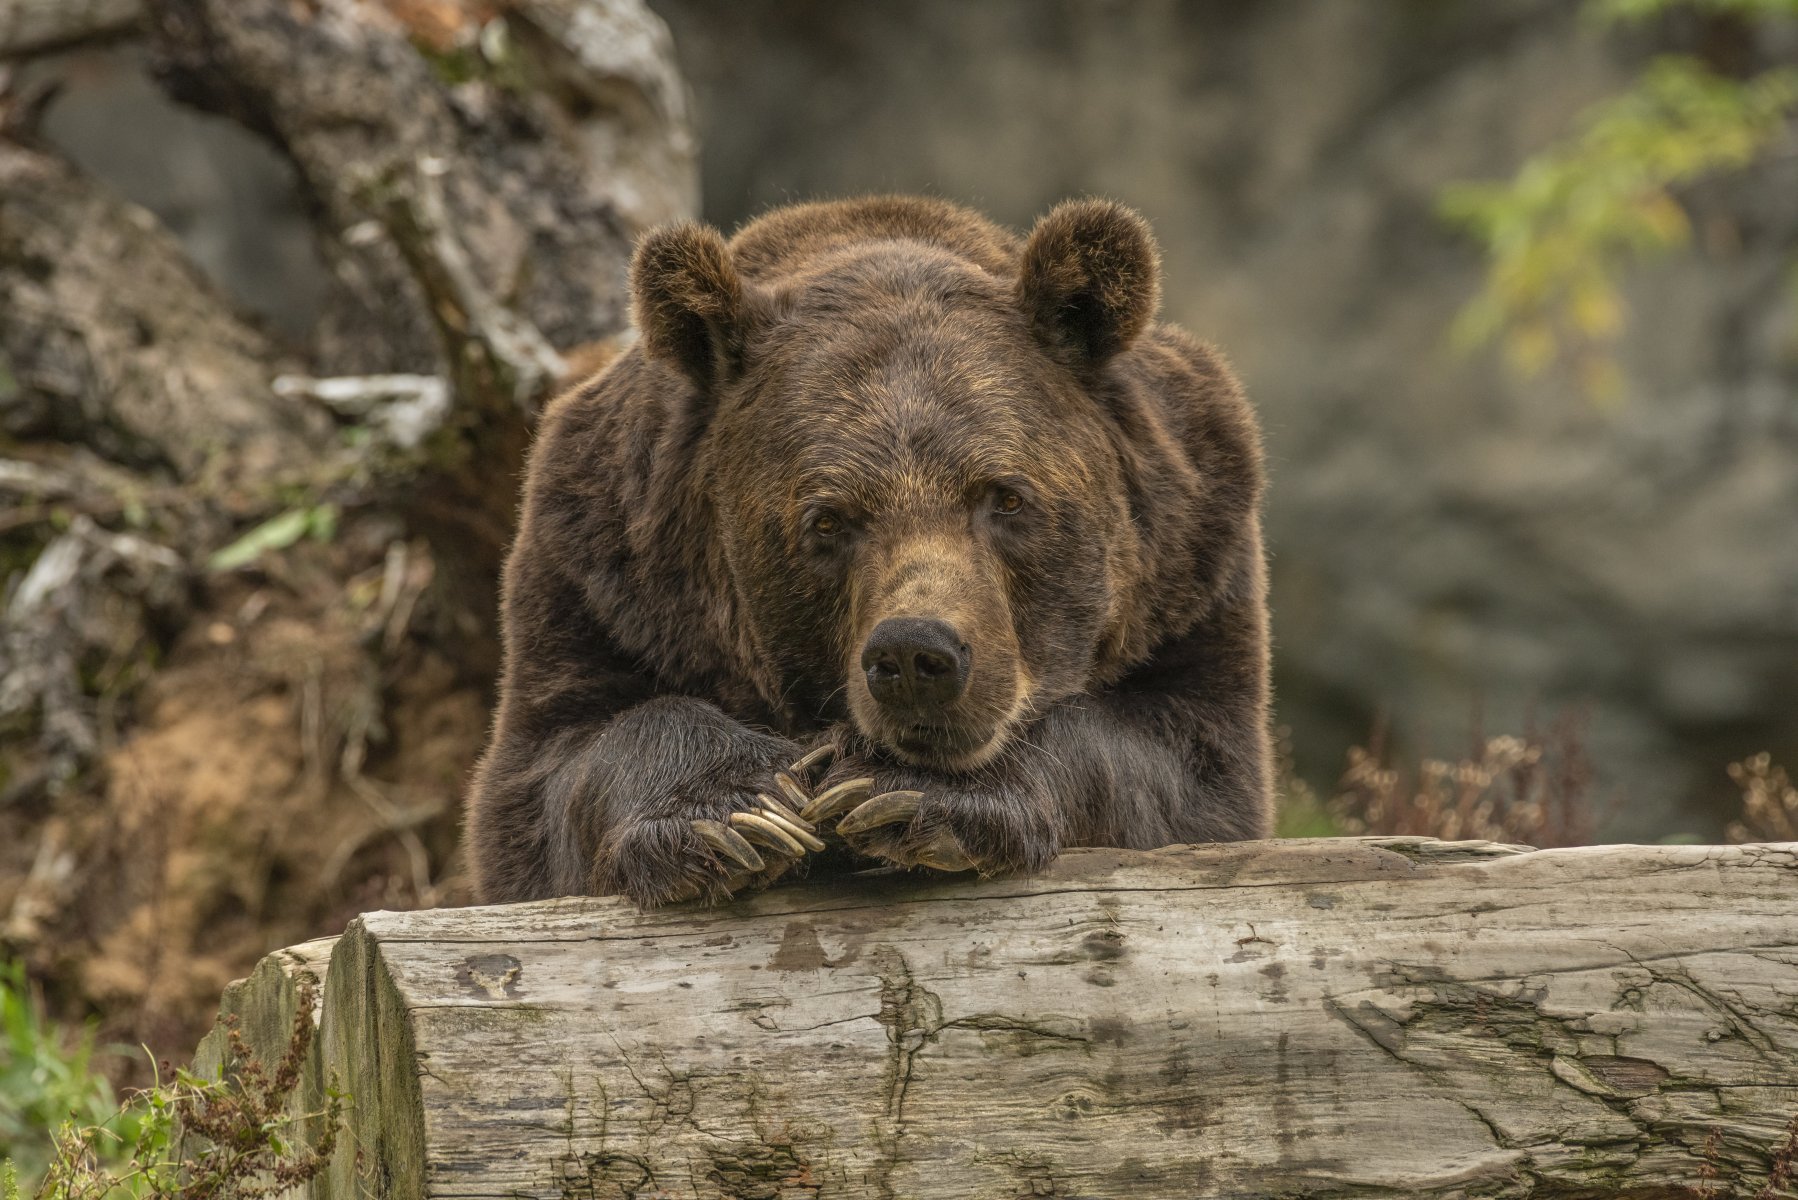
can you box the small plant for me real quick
[0,963,126,1189]
[1272,725,1340,838]
[27,982,344,1200]
[1690,1112,1798,1197]
[1726,753,1798,843]
[1763,1114,1798,1200]
[1329,709,1601,848]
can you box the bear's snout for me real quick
[861,617,971,713]
[845,530,1025,770]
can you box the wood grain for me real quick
[202,838,1798,1198]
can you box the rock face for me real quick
[647,0,1798,838]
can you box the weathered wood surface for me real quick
[205,838,1798,1199]
[194,935,335,1076]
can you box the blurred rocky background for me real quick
[647,0,1798,844]
[0,0,695,1111]
[2,0,1796,1142]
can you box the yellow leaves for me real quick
[1629,191,1689,248]
[1726,752,1798,843]
[1569,276,1623,340]
[1440,53,1798,402]
[1575,355,1626,406]
[1504,322,1558,378]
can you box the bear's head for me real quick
[630,201,1176,772]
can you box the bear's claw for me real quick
[691,749,983,896]
[730,810,811,856]
[690,819,764,873]
[911,830,974,873]
[834,790,926,837]
[790,744,837,778]
[682,754,841,898]
[835,790,975,872]
[771,769,813,811]
[755,791,816,832]
[751,803,828,852]
[802,777,876,824]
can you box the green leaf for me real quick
[307,502,340,544]
[207,505,335,573]
[1440,54,1798,396]
[1590,0,1798,23]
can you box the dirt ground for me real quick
[2,517,483,1080]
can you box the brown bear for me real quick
[466,195,1272,908]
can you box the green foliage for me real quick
[0,963,129,1190]
[1273,727,1343,837]
[1442,57,1798,397]
[1273,789,1340,838]
[1591,0,1798,20]
[31,1073,177,1200]
[3,971,344,1200]
[205,504,339,573]
[1441,0,1798,399]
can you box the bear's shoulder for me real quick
[1122,323,1261,469]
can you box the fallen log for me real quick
[201,838,1798,1198]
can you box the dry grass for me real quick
[1328,709,1602,848]
[20,982,345,1200]
[1727,754,1798,844]
[1690,1112,1798,1199]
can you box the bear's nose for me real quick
[861,617,971,712]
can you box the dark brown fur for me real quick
[466,195,1272,906]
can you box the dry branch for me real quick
[202,838,1798,1199]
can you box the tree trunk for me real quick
[200,838,1798,1199]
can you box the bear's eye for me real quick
[810,512,841,537]
[993,490,1025,516]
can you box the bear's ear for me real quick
[1017,199,1161,368]
[631,222,749,391]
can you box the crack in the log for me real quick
[415,1056,451,1089]
[871,950,936,1198]
[1405,941,1798,988]
[545,1074,661,1200]
[1320,962,1798,1193]
[1321,994,1416,1068]
[1603,940,1786,1061]
[601,1029,688,1137]
[937,1014,1090,1044]
[1451,1098,1515,1150]
[1323,977,1662,1163]
[788,1010,883,1032]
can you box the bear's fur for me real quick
[467,195,1272,907]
